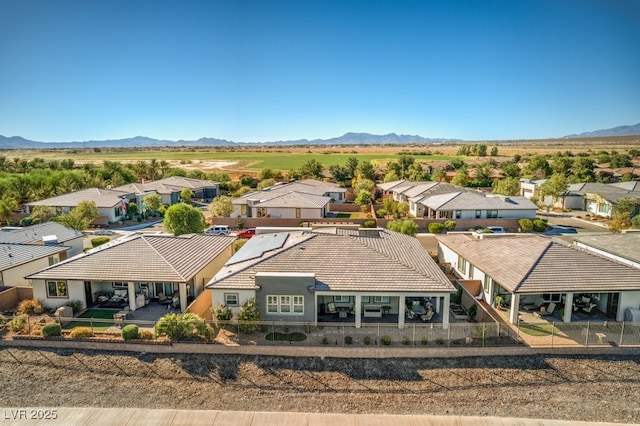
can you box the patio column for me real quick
[442,293,450,328]
[564,292,574,323]
[509,293,520,324]
[354,295,362,328]
[179,283,188,312]
[398,295,406,328]
[434,296,441,314]
[127,282,136,311]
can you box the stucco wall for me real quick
[0,287,33,311]
[2,257,54,287]
[32,279,86,310]
[193,245,234,296]
[255,274,316,322]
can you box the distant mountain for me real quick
[0,132,452,149]
[564,123,640,138]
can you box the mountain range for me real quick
[0,123,638,149]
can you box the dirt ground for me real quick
[1,347,639,423]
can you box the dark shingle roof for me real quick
[0,222,83,244]
[0,243,68,271]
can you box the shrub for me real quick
[435,337,445,345]
[375,208,387,219]
[380,335,392,345]
[344,336,353,345]
[122,324,139,341]
[428,222,445,234]
[155,313,214,342]
[322,337,329,345]
[532,218,547,232]
[138,330,155,340]
[65,300,83,314]
[363,220,376,228]
[70,327,94,339]
[237,298,262,333]
[401,336,411,345]
[421,336,428,345]
[17,299,43,315]
[467,303,478,321]
[518,218,533,232]
[212,304,233,322]
[91,236,111,248]
[363,336,372,345]
[444,220,456,231]
[451,287,462,304]
[0,314,7,326]
[42,322,62,337]
[10,315,28,333]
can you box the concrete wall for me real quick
[187,289,213,320]
[211,289,256,315]
[0,287,33,311]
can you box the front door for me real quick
[84,281,93,308]
[606,293,619,319]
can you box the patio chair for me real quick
[158,292,171,305]
[582,303,598,314]
[536,302,556,317]
[420,309,435,322]
[521,297,544,311]
[326,302,337,315]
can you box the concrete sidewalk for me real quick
[0,408,628,426]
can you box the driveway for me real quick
[537,212,609,233]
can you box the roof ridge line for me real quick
[513,240,553,292]
[142,234,188,281]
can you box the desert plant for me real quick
[91,236,111,248]
[155,312,214,342]
[10,315,28,333]
[70,327,94,339]
[380,335,392,345]
[138,329,155,340]
[212,304,233,322]
[65,300,83,314]
[428,222,445,234]
[121,324,139,341]
[363,336,372,345]
[42,322,62,337]
[17,299,43,315]
[401,336,411,345]
[344,335,353,345]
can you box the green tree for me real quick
[163,202,206,236]
[524,156,551,179]
[451,168,468,187]
[30,205,56,223]
[490,147,499,156]
[406,162,427,181]
[387,219,418,236]
[299,159,323,179]
[328,164,350,184]
[500,162,522,179]
[55,200,99,230]
[257,178,276,190]
[237,298,262,332]
[354,189,372,206]
[0,198,18,225]
[180,188,194,202]
[383,169,400,183]
[571,157,596,182]
[432,167,447,182]
[208,195,233,218]
[492,177,521,196]
[538,173,568,207]
[142,193,162,215]
[450,158,466,170]
[345,157,359,178]
[355,160,376,182]
[609,198,640,233]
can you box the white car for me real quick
[486,226,505,233]
[204,225,230,236]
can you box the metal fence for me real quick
[7,315,640,348]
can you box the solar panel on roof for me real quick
[227,232,289,265]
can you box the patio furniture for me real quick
[582,303,598,314]
[363,304,382,318]
[521,297,544,311]
[158,292,172,306]
[535,302,556,317]
[420,309,435,322]
[326,302,338,315]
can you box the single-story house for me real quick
[572,233,640,270]
[420,192,538,220]
[25,188,130,224]
[26,233,235,312]
[1,243,68,288]
[297,179,347,203]
[232,181,334,219]
[436,233,640,324]
[206,228,456,327]
[114,176,221,205]
[0,222,85,257]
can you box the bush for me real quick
[631,214,640,228]
[532,218,547,232]
[237,298,262,333]
[122,324,139,341]
[380,335,392,345]
[10,315,28,333]
[70,327,94,339]
[344,336,353,345]
[155,313,214,342]
[363,220,376,228]
[435,338,445,345]
[0,314,7,326]
[17,299,43,315]
[428,222,445,234]
[363,336,372,345]
[65,300,83,314]
[518,218,534,232]
[444,220,456,231]
[401,336,411,345]
[451,287,463,304]
[42,322,62,337]
[138,330,155,340]
[91,236,111,248]
[467,303,478,321]
[212,304,233,322]
[421,336,428,345]
[321,337,329,345]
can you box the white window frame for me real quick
[48,253,60,266]
[333,295,350,302]
[469,264,475,279]
[483,275,492,292]
[224,293,239,307]
[47,280,68,298]
[112,281,127,288]
[457,255,467,273]
[373,296,389,303]
[266,295,304,315]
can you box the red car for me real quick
[237,228,256,239]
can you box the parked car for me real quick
[543,225,578,236]
[473,226,505,235]
[204,225,230,236]
[237,228,256,239]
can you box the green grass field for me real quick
[518,322,563,337]
[61,308,119,331]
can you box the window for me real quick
[487,210,498,218]
[457,255,467,273]
[224,293,239,307]
[483,275,492,292]
[296,208,301,218]
[48,254,60,266]
[373,296,389,303]
[241,204,247,215]
[475,210,481,218]
[333,295,350,302]
[455,210,462,219]
[47,281,68,298]
[257,207,267,217]
[113,281,127,288]
[267,295,304,315]
[469,264,475,279]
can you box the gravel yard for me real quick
[1,348,639,423]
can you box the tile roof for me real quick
[436,233,640,294]
[0,222,83,244]
[255,192,331,208]
[0,243,68,271]
[26,233,235,283]
[420,192,537,210]
[25,188,128,208]
[208,229,455,293]
[154,176,219,189]
[573,233,640,265]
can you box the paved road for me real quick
[538,212,609,233]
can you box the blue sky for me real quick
[1,0,639,142]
